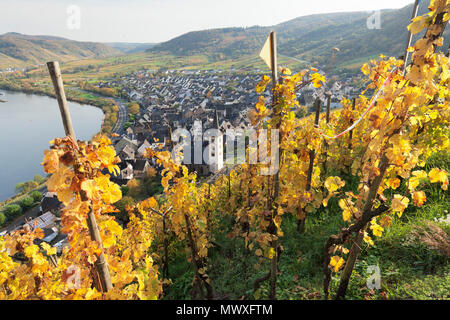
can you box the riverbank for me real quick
[0,181,47,232]
[0,89,104,202]
[0,78,120,135]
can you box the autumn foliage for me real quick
[0,1,449,300]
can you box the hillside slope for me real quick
[106,42,157,54]
[0,33,121,69]
[149,3,450,69]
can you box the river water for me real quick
[0,90,104,201]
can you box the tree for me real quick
[15,180,39,194]
[128,103,140,115]
[30,191,42,202]
[34,174,44,184]
[113,196,135,224]
[3,204,22,219]
[143,168,163,197]
[20,196,34,210]
[127,178,143,199]
[0,212,6,226]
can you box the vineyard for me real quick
[1,1,449,300]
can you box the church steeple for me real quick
[209,106,223,173]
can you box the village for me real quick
[102,68,357,184]
[0,68,359,259]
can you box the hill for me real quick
[149,3,450,70]
[0,33,121,69]
[106,42,157,54]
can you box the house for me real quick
[118,144,136,161]
[40,192,62,215]
[110,161,134,185]
[25,211,57,231]
[137,140,152,158]
[115,136,138,156]
[52,234,69,255]
[125,127,135,140]
[132,159,151,179]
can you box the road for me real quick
[70,88,129,135]
[0,205,42,235]
[112,103,128,134]
[0,185,48,235]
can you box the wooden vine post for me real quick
[334,155,389,299]
[269,31,280,300]
[323,94,331,175]
[228,168,231,198]
[348,97,356,151]
[253,31,282,299]
[326,94,331,124]
[47,61,113,292]
[328,6,448,300]
[149,206,173,280]
[297,98,321,233]
[183,213,214,299]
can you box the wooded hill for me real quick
[0,33,120,69]
[149,3,450,69]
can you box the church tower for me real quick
[209,108,223,173]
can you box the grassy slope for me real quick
[16,51,308,88]
[0,33,120,69]
[164,151,450,300]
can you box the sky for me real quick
[0,0,415,43]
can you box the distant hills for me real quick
[0,33,121,69]
[0,33,158,69]
[149,3,450,70]
[106,42,157,54]
[1,2,449,72]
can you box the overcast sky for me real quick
[0,0,415,43]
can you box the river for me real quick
[0,90,104,201]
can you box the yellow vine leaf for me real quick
[412,191,427,207]
[363,231,374,246]
[329,256,344,272]
[370,219,384,237]
[311,73,325,88]
[324,176,345,193]
[428,168,448,190]
[391,194,409,217]
[386,178,401,190]
[408,170,428,191]
[408,15,428,34]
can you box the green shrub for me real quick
[34,174,45,184]
[20,196,34,210]
[4,204,22,219]
[121,186,129,196]
[15,180,38,194]
[113,196,135,224]
[0,212,6,226]
[30,191,43,202]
